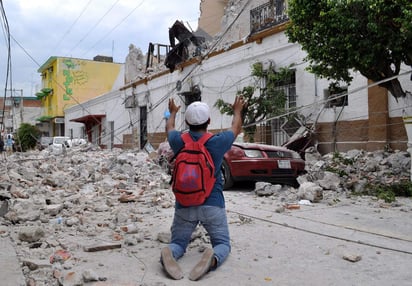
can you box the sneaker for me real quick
[189,248,214,281]
[161,247,184,280]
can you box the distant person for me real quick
[12,137,16,152]
[5,134,13,155]
[161,96,246,281]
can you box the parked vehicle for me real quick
[65,138,87,147]
[52,136,70,147]
[48,137,87,153]
[221,142,306,189]
[38,136,53,150]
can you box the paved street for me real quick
[1,188,412,285]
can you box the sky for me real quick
[0,0,200,98]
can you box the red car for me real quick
[221,142,305,189]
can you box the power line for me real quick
[10,35,41,67]
[148,0,254,113]
[7,0,145,142]
[8,3,206,145]
[67,0,121,55]
[243,70,412,129]
[2,0,211,146]
[50,0,94,55]
[81,0,146,58]
[0,0,12,131]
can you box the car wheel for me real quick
[221,160,234,189]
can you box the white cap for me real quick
[185,101,210,125]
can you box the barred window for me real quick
[273,70,296,109]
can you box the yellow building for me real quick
[37,55,123,136]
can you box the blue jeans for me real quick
[168,205,231,269]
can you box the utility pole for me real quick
[19,89,23,127]
[5,89,23,133]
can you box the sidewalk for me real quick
[0,237,25,286]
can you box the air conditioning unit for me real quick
[179,84,202,105]
[125,95,136,108]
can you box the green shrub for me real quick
[15,123,41,152]
[354,181,412,203]
[376,187,396,203]
[389,181,412,197]
[332,151,354,165]
[325,166,347,177]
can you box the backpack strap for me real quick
[197,132,214,145]
[181,132,194,144]
[170,132,212,162]
[181,132,213,145]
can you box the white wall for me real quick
[389,67,412,117]
[13,105,42,129]
[65,89,136,146]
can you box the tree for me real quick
[286,0,412,98]
[15,123,41,152]
[214,62,292,141]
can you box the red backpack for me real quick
[172,132,216,206]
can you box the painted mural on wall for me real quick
[62,59,88,101]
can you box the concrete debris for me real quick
[284,204,300,210]
[157,231,171,244]
[22,259,52,271]
[254,182,283,196]
[255,148,410,205]
[82,269,101,282]
[297,182,323,203]
[120,223,140,234]
[342,254,362,263]
[0,146,175,284]
[49,249,71,264]
[83,243,122,252]
[0,200,9,217]
[0,145,410,284]
[18,226,45,243]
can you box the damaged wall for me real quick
[198,0,229,37]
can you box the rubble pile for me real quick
[301,147,410,192]
[0,146,190,285]
[0,144,411,284]
[254,147,411,207]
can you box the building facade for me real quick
[65,0,411,154]
[37,55,124,137]
[0,92,42,135]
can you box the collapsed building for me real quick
[165,20,207,72]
